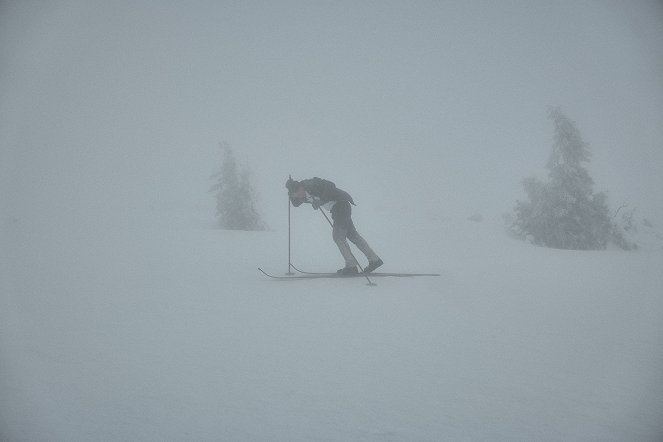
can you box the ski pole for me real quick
[287,175,294,275]
[319,208,375,286]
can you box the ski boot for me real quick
[337,266,359,276]
[363,258,383,273]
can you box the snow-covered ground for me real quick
[2,206,662,441]
[3,2,663,440]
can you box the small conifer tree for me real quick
[210,142,264,231]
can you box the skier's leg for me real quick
[346,220,380,262]
[333,226,358,267]
[331,202,358,268]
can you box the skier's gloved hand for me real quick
[311,198,322,210]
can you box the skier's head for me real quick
[285,178,302,194]
[286,178,306,205]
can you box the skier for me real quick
[286,177,383,275]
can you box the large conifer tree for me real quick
[513,108,613,249]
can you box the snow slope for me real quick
[1,207,662,441]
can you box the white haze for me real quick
[1,1,663,440]
[1,1,662,229]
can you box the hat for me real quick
[285,178,300,192]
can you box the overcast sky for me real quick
[2,1,662,229]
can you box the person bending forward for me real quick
[286,177,383,275]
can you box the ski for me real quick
[258,268,440,280]
[259,268,346,280]
[288,262,440,277]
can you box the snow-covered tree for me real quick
[513,107,616,249]
[210,142,264,231]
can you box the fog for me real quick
[1,1,662,230]
[2,3,663,440]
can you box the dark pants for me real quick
[330,201,379,267]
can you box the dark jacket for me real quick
[290,177,355,207]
